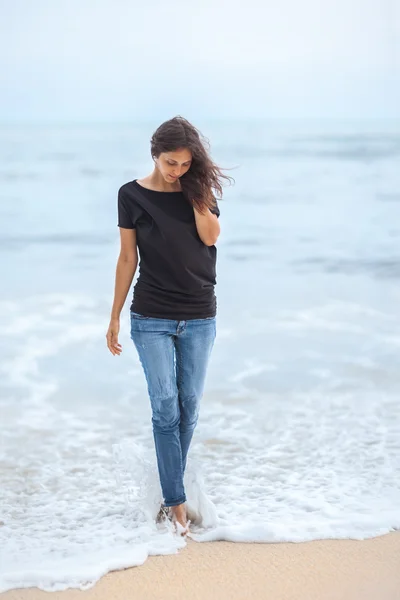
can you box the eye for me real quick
[167,160,175,165]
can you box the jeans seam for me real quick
[175,342,185,479]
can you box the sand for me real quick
[3,532,400,600]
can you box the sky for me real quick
[1,0,399,121]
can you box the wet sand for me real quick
[3,532,400,600]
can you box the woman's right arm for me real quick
[106,228,138,356]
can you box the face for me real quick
[156,148,192,182]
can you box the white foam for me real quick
[1,293,400,592]
[228,359,277,384]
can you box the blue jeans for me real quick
[130,312,216,507]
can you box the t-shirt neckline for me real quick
[133,179,183,194]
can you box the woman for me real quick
[106,116,232,536]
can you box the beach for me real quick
[1,121,400,596]
[2,0,400,594]
[3,533,400,600]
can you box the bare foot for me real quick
[170,503,190,536]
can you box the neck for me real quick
[149,169,182,192]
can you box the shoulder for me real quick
[118,181,140,205]
[118,180,136,197]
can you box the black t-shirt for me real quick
[117,179,220,320]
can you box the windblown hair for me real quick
[150,115,234,213]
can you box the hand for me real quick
[106,318,122,356]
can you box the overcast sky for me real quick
[1,0,399,121]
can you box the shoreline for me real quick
[3,532,400,600]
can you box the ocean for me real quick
[1,119,399,592]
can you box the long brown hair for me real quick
[150,115,234,213]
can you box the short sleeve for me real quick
[117,186,136,229]
[209,198,220,218]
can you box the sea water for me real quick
[1,119,400,592]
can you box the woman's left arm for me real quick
[193,207,221,246]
